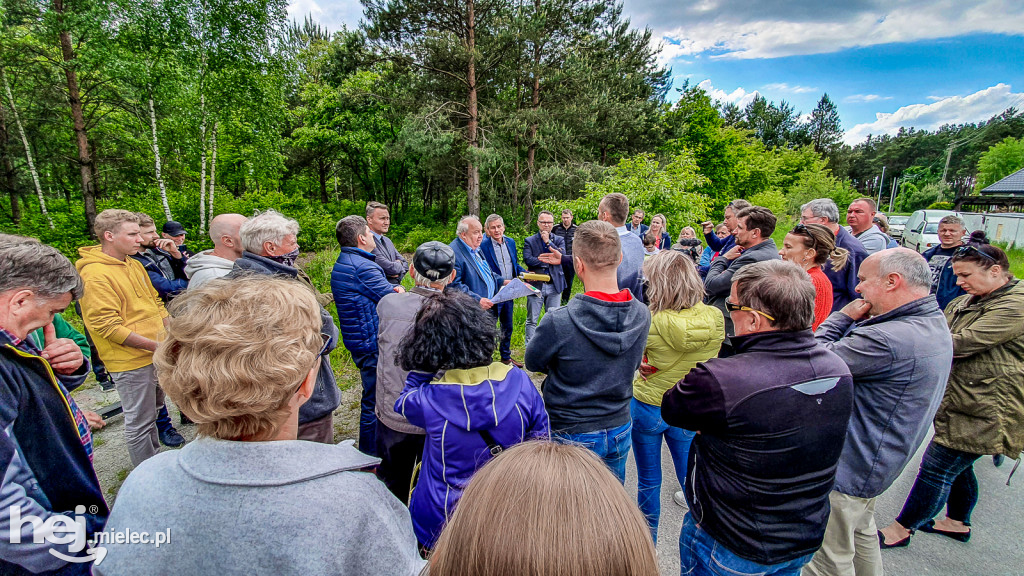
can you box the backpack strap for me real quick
[478,429,504,457]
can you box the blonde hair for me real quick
[93,209,139,238]
[651,213,667,231]
[643,250,704,314]
[428,442,658,576]
[154,275,322,441]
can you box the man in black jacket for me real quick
[551,209,577,305]
[664,260,854,576]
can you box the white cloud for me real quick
[621,0,1024,60]
[843,94,893,104]
[843,83,1024,145]
[287,0,363,31]
[763,82,818,94]
[697,79,760,108]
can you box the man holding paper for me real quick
[523,210,568,347]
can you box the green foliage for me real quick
[928,201,954,210]
[543,151,711,232]
[975,136,1024,191]
[897,181,946,212]
[748,189,788,217]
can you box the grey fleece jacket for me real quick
[183,249,235,289]
[815,296,953,498]
[525,292,650,434]
[95,437,425,576]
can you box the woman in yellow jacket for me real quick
[632,250,724,543]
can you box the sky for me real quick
[287,0,1024,145]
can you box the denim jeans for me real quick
[524,291,561,346]
[350,349,379,457]
[679,513,814,576]
[553,421,632,483]
[895,441,983,530]
[493,301,515,362]
[631,398,694,543]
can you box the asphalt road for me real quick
[629,432,1024,576]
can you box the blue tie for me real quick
[472,248,496,296]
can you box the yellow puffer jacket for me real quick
[76,245,168,372]
[633,303,725,407]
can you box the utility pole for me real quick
[941,144,954,185]
[877,166,886,207]
[889,177,899,211]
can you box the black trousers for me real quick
[375,421,426,505]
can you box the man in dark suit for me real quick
[523,210,567,347]
[449,215,508,311]
[366,201,409,286]
[551,209,577,305]
[480,214,526,366]
[625,209,648,237]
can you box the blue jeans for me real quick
[679,513,814,576]
[350,349,379,457]
[631,398,694,543]
[554,421,632,483]
[493,301,514,362]
[895,441,982,529]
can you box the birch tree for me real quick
[2,70,53,229]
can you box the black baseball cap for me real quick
[413,241,455,281]
[162,221,186,236]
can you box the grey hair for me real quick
[801,199,840,223]
[939,215,965,228]
[484,214,504,228]
[413,270,453,289]
[0,241,84,299]
[726,199,752,213]
[875,249,932,291]
[456,215,481,236]
[732,260,815,332]
[240,209,300,254]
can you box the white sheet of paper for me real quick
[490,278,541,303]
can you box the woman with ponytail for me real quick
[779,223,850,330]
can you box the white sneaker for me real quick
[673,490,688,508]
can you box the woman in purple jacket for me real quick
[395,290,549,550]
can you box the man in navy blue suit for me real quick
[523,210,567,347]
[480,214,526,366]
[625,209,648,237]
[449,215,509,311]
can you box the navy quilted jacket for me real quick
[330,247,395,355]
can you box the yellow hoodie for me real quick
[633,303,725,407]
[76,245,168,372]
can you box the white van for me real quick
[901,210,959,253]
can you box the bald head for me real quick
[210,213,248,260]
[856,248,931,317]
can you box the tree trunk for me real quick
[2,71,53,229]
[465,0,480,216]
[53,0,95,234]
[524,0,541,225]
[198,94,208,234]
[318,158,328,204]
[0,97,20,225]
[148,90,173,221]
[208,122,217,223]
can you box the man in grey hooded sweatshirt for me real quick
[525,220,650,484]
[183,213,248,289]
[96,275,424,576]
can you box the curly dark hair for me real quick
[398,290,498,373]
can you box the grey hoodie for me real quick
[95,437,425,576]
[525,292,650,434]
[183,249,236,289]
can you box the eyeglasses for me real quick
[725,300,775,322]
[538,220,554,225]
[297,333,332,394]
[955,244,997,263]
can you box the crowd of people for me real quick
[0,190,1021,576]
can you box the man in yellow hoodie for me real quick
[76,209,169,466]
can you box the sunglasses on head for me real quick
[955,244,997,263]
